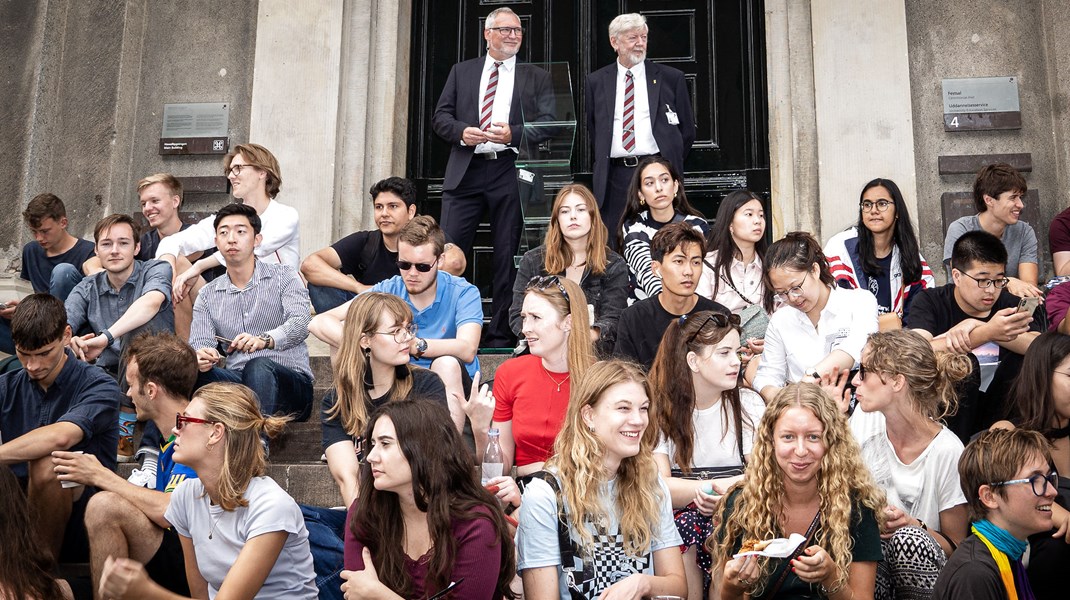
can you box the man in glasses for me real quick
[432,6,555,348]
[586,12,696,247]
[906,231,1041,438]
[309,216,486,451]
[614,222,727,365]
[300,176,466,314]
[52,332,198,597]
[0,294,121,563]
[188,203,314,421]
[934,427,1061,598]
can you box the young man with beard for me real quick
[309,216,488,450]
[614,222,727,365]
[51,332,198,597]
[300,176,466,313]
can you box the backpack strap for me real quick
[529,471,579,579]
[355,230,382,281]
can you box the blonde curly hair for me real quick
[545,360,664,556]
[707,383,886,596]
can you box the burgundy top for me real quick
[344,505,503,599]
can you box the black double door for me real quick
[408,0,769,305]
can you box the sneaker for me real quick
[320,452,327,463]
[117,435,136,463]
[127,467,155,489]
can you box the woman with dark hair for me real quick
[341,399,517,600]
[708,383,886,600]
[98,382,317,599]
[517,360,686,599]
[850,329,971,598]
[753,232,879,401]
[511,184,629,353]
[991,332,1070,598]
[648,311,764,599]
[824,178,935,329]
[617,156,709,305]
[0,465,72,600]
[491,276,596,482]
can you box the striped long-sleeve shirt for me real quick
[190,260,313,379]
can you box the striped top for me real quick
[190,260,313,379]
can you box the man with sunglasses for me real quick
[432,6,555,348]
[52,332,198,597]
[906,231,1041,438]
[934,427,1059,599]
[614,222,727,365]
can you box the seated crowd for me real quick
[2,129,1068,600]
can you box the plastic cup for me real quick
[59,451,84,489]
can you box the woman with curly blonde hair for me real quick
[709,383,886,599]
[517,360,686,599]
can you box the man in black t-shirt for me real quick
[300,177,466,313]
[906,230,1040,437]
[615,223,728,365]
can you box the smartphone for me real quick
[1,300,15,309]
[1016,296,1040,315]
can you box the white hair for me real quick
[485,7,519,29]
[609,13,647,39]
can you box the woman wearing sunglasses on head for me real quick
[824,179,935,331]
[491,275,596,488]
[648,310,765,600]
[753,232,879,402]
[341,399,517,600]
[848,329,971,598]
[511,184,629,355]
[98,382,317,600]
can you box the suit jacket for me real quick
[585,60,696,204]
[433,56,556,192]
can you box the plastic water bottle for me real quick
[481,428,504,485]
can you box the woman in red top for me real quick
[488,275,596,481]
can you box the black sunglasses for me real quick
[681,312,740,344]
[526,275,570,305]
[396,258,439,273]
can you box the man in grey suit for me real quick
[432,6,554,347]
[586,13,697,248]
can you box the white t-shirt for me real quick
[154,199,301,270]
[654,388,765,469]
[165,476,317,600]
[850,409,967,527]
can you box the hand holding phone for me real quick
[1016,296,1040,315]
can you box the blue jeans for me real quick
[300,504,347,600]
[50,262,84,301]
[307,284,356,315]
[196,357,314,421]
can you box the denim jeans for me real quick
[300,504,347,600]
[307,284,356,315]
[50,262,84,301]
[196,357,314,421]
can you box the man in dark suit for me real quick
[586,12,697,248]
[432,6,554,348]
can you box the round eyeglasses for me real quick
[990,471,1058,497]
[373,323,418,344]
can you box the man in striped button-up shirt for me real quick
[189,203,314,420]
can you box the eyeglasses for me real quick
[990,471,1059,497]
[225,163,255,177]
[772,270,811,303]
[373,323,418,344]
[958,270,1010,290]
[176,413,219,431]
[860,200,894,213]
[681,312,741,344]
[526,275,570,305]
[487,26,523,36]
[396,258,439,273]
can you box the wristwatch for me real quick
[414,337,428,358]
[99,329,115,345]
[258,333,274,349]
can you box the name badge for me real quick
[665,104,680,126]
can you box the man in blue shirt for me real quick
[0,294,120,561]
[52,332,198,596]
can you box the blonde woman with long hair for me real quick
[709,383,886,600]
[98,382,317,599]
[510,184,629,354]
[517,360,686,600]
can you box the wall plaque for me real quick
[942,77,1021,132]
[159,102,230,155]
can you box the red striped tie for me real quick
[480,61,502,131]
[622,69,635,152]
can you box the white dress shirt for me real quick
[611,60,659,157]
[475,55,516,155]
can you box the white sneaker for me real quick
[127,467,156,489]
[320,453,327,463]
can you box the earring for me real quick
[639,197,645,206]
[588,424,595,433]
